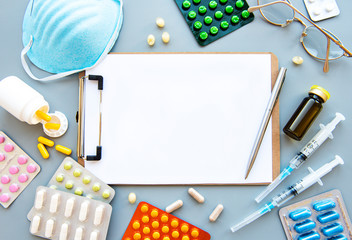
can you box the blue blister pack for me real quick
[279,189,352,240]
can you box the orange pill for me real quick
[152,232,160,239]
[162,226,169,233]
[181,224,189,233]
[161,215,169,223]
[152,221,159,229]
[151,209,159,218]
[132,221,140,230]
[171,220,179,228]
[142,216,149,223]
[191,230,199,238]
[143,227,151,234]
[141,204,149,213]
[171,231,179,238]
[133,233,141,240]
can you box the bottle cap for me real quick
[309,85,330,102]
[42,111,68,138]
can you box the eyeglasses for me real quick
[248,0,352,73]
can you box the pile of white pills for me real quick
[147,17,170,46]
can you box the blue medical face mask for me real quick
[22,0,123,81]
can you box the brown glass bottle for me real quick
[283,85,330,141]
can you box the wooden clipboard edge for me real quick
[270,53,280,182]
[77,52,280,184]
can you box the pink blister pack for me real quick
[0,131,41,208]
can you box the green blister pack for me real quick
[174,0,254,46]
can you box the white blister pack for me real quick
[304,0,340,22]
[28,186,112,240]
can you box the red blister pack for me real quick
[122,201,211,240]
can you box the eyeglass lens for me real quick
[258,0,344,60]
[302,27,344,60]
[257,0,294,25]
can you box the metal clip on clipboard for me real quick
[77,75,103,161]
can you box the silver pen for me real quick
[245,67,287,179]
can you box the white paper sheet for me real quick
[85,53,273,184]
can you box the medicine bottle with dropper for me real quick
[283,85,330,141]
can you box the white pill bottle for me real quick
[0,76,68,137]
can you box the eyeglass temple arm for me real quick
[248,1,352,57]
[324,39,331,73]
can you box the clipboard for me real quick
[77,52,280,185]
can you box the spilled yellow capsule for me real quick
[36,110,51,122]
[38,136,54,147]
[37,143,49,159]
[55,145,72,155]
[45,123,61,130]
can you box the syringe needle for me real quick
[255,112,345,203]
[231,156,344,233]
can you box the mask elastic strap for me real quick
[21,35,81,81]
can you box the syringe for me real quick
[255,112,345,203]
[230,155,344,233]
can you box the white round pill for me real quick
[147,34,155,46]
[156,17,165,28]
[292,56,304,65]
[162,32,170,44]
[128,192,136,204]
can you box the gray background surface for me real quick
[0,0,352,239]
